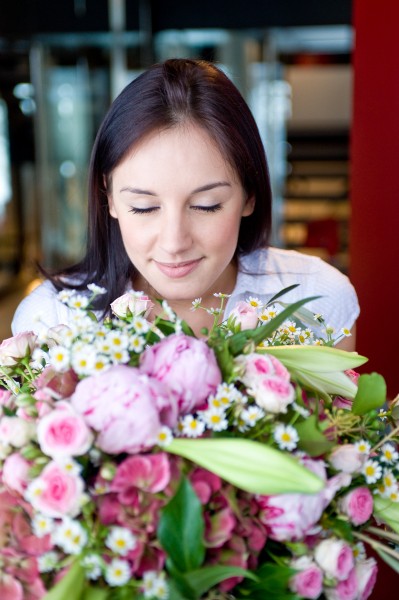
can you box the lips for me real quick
[154,259,202,279]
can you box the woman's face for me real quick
[108,123,254,306]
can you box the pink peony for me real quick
[314,538,354,581]
[37,401,93,458]
[289,557,323,599]
[0,331,37,366]
[329,444,366,474]
[324,567,358,600]
[110,292,154,318]
[228,301,259,330]
[356,558,378,600]
[71,365,178,454]
[111,453,171,495]
[140,334,221,414]
[26,460,84,518]
[2,453,31,494]
[339,487,373,526]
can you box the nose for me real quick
[158,208,193,256]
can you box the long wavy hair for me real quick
[48,58,273,312]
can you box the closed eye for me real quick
[128,206,159,214]
[191,204,222,213]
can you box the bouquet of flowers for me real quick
[1,284,398,600]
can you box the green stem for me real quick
[365,525,399,545]
[371,424,399,454]
[353,531,399,561]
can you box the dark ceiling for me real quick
[1,0,352,37]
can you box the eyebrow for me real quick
[119,181,231,196]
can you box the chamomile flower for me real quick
[32,514,55,538]
[213,292,231,298]
[378,409,388,421]
[129,334,146,353]
[206,307,222,316]
[38,551,60,573]
[48,345,70,371]
[157,426,173,447]
[273,423,299,451]
[191,297,202,310]
[110,347,130,364]
[341,327,352,337]
[362,459,382,484]
[71,348,97,375]
[25,479,46,506]
[388,490,399,502]
[132,316,150,334]
[104,558,131,586]
[81,553,104,580]
[67,294,90,310]
[355,440,371,455]
[381,469,398,492]
[380,443,399,464]
[200,407,228,432]
[107,330,129,349]
[57,457,83,477]
[57,289,75,304]
[247,296,262,308]
[240,405,265,427]
[353,542,367,561]
[292,402,310,418]
[161,300,176,321]
[142,571,169,599]
[181,415,206,438]
[53,518,88,554]
[91,355,111,373]
[105,526,137,556]
[87,283,107,295]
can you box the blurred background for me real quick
[0,0,354,337]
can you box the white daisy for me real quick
[157,426,173,447]
[181,415,205,438]
[38,551,60,573]
[32,514,55,538]
[381,443,399,464]
[354,440,371,455]
[273,423,299,451]
[53,518,88,554]
[81,553,104,580]
[200,407,228,432]
[48,345,70,371]
[362,459,382,484]
[104,558,131,587]
[105,526,137,556]
[87,283,107,295]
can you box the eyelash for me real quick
[128,204,222,215]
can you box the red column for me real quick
[350,0,399,400]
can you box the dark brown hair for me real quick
[52,58,272,310]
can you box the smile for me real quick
[154,259,202,279]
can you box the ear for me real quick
[242,193,255,217]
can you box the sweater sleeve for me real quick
[11,280,72,336]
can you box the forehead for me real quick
[112,123,239,182]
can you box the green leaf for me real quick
[267,284,300,305]
[228,296,321,355]
[352,372,387,415]
[183,565,258,597]
[261,345,368,372]
[375,548,399,574]
[167,438,323,495]
[235,563,296,599]
[296,415,335,456]
[157,476,205,573]
[43,561,86,600]
[373,496,399,534]
[81,588,110,600]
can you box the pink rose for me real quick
[0,331,37,366]
[329,444,366,474]
[37,401,93,458]
[71,365,178,454]
[228,301,259,330]
[289,557,323,599]
[140,334,221,414]
[235,353,294,414]
[325,567,358,600]
[339,487,373,526]
[2,453,31,494]
[314,538,354,581]
[110,292,154,318]
[111,453,171,495]
[26,460,84,518]
[356,558,378,600]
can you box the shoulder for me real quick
[236,247,360,331]
[11,279,72,336]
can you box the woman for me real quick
[12,58,359,349]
